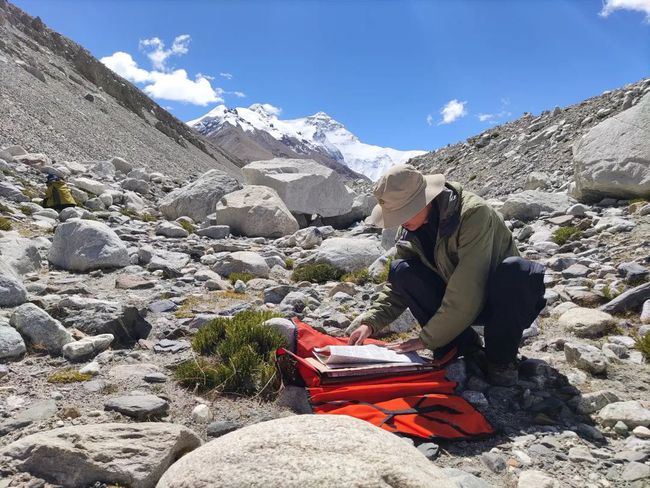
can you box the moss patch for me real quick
[292,263,344,284]
[285,258,294,270]
[47,369,93,383]
[342,268,370,285]
[373,256,394,284]
[0,217,12,231]
[551,226,582,246]
[175,310,285,400]
[228,272,254,285]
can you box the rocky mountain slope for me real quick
[411,77,650,201]
[0,0,243,181]
[0,1,650,485]
[188,104,425,181]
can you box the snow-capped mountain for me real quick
[187,104,426,181]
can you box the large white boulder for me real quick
[48,220,129,272]
[242,158,353,217]
[68,177,106,196]
[215,186,299,238]
[157,415,459,488]
[500,191,571,221]
[573,93,650,202]
[0,423,201,488]
[212,251,270,278]
[558,307,615,338]
[159,169,240,222]
[314,237,383,272]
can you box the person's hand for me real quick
[386,338,425,353]
[348,324,373,345]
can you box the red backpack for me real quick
[277,318,493,440]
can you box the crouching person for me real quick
[348,165,546,386]
[43,174,77,212]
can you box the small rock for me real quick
[615,420,629,436]
[191,404,212,423]
[518,469,560,488]
[568,446,596,463]
[206,420,241,438]
[144,372,169,383]
[417,442,439,460]
[104,395,169,420]
[481,452,507,473]
[633,425,650,439]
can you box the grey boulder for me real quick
[242,158,353,217]
[215,185,299,237]
[0,325,26,360]
[157,414,460,488]
[0,423,200,488]
[10,303,73,354]
[573,92,650,202]
[159,169,240,222]
[48,220,129,272]
[314,237,383,272]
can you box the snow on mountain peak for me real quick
[188,104,426,181]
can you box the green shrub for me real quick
[19,205,34,216]
[0,217,12,231]
[634,333,650,362]
[179,220,195,234]
[292,263,344,284]
[342,268,370,285]
[285,258,295,270]
[373,256,394,284]
[551,226,581,246]
[48,369,93,383]
[176,310,285,399]
[228,272,255,285]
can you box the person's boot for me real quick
[486,360,519,387]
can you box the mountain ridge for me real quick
[188,104,426,181]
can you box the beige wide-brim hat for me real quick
[366,165,446,229]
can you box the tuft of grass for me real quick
[179,220,195,234]
[19,205,34,216]
[174,295,202,319]
[229,272,254,285]
[0,202,11,213]
[292,263,344,284]
[175,310,285,399]
[373,256,394,284]
[140,212,157,222]
[551,226,582,246]
[634,333,650,362]
[285,258,295,270]
[0,217,12,231]
[342,268,370,285]
[47,369,93,383]
[120,207,138,218]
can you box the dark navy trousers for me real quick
[388,256,546,364]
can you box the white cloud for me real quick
[477,110,512,124]
[144,70,223,105]
[220,72,233,79]
[600,0,650,21]
[100,51,151,83]
[426,114,434,126]
[101,35,243,106]
[139,34,191,71]
[439,99,467,125]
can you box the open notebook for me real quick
[309,344,435,379]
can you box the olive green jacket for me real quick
[358,182,519,350]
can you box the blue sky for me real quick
[12,0,650,152]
